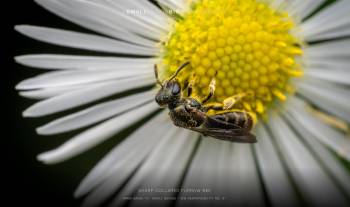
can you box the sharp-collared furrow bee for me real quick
[154,62,256,143]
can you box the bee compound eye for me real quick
[172,83,181,95]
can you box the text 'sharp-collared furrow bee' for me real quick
[154,62,257,143]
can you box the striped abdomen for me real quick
[205,111,253,131]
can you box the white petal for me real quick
[304,39,350,60]
[73,0,165,39]
[254,124,300,206]
[285,97,350,160]
[102,0,172,32]
[16,67,152,89]
[296,78,350,122]
[15,54,156,70]
[23,75,154,117]
[35,0,157,47]
[304,68,350,85]
[306,59,350,73]
[289,0,326,20]
[306,24,350,41]
[229,144,265,206]
[157,0,181,12]
[177,138,222,206]
[268,114,348,206]
[168,0,189,13]
[157,0,189,14]
[212,141,232,198]
[37,90,155,135]
[84,127,188,207]
[270,0,286,10]
[74,111,170,198]
[37,101,159,164]
[270,0,288,9]
[19,85,83,100]
[283,109,350,197]
[121,130,197,207]
[178,138,264,206]
[301,0,350,41]
[72,0,164,37]
[15,25,157,55]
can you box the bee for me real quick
[154,62,256,143]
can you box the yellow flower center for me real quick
[158,0,304,119]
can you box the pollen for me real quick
[158,0,304,119]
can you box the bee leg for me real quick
[188,82,193,97]
[202,77,216,104]
[187,73,197,97]
[222,93,247,110]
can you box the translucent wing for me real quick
[189,127,257,143]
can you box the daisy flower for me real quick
[16,0,350,206]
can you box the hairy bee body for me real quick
[169,98,205,128]
[154,62,257,143]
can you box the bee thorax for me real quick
[168,106,204,128]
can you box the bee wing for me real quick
[190,127,257,143]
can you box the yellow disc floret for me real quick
[158,0,304,119]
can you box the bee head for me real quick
[155,79,181,107]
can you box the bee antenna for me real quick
[154,64,164,88]
[168,61,190,81]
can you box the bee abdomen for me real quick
[205,111,253,130]
[230,112,253,130]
